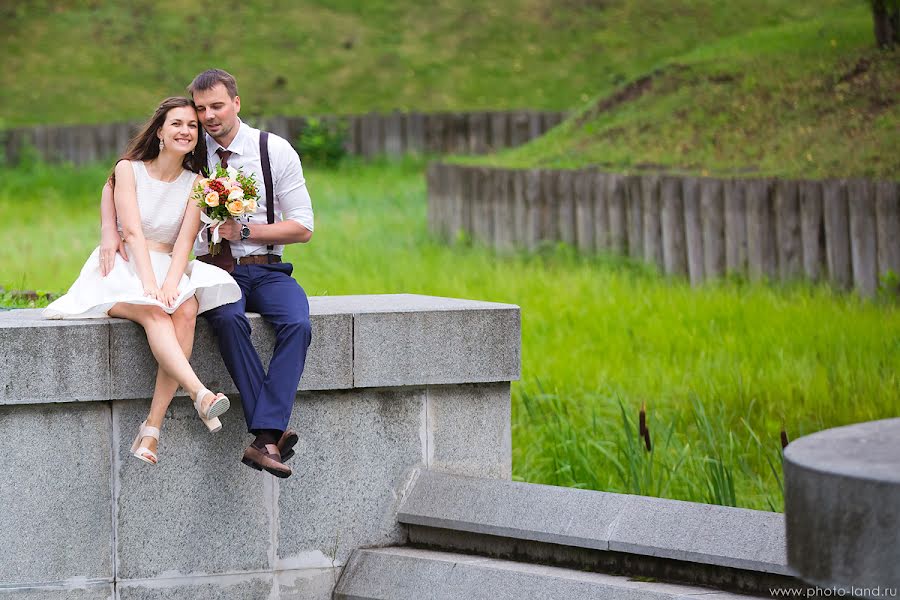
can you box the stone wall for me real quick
[0,294,520,599]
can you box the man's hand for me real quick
[217,218,242,242]
[100,228,128,277]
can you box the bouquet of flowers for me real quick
[193,164,260,255]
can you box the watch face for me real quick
[240,224,250,240]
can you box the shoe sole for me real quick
[280,432,300,462]
[241,456,291,478]
[205,396,231,420]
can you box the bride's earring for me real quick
[159,139,164,151]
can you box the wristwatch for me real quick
[240,223,251,240]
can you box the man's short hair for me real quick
[188,69,238,99]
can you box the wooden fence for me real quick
[1,110,566,166]
[427,164,900,296]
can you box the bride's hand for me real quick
[99,228,127,276]
[143,285,161,301]
[159,283,180,308]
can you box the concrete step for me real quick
[334,546,766,600]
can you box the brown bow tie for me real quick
[216,148,232,168]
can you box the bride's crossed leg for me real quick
[109,296,228,462]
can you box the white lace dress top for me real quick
[120,160,196,246]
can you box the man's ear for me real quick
[234,95,241,115]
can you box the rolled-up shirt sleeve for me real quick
[273,137,314,232]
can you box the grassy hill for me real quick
[460,4,899,179]
[2,0,864,128]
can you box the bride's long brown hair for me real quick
[108,96,207,186]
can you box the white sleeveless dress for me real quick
[43,161,241,319]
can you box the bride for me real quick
[44,96,242,465]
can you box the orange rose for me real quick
[226,199,245,216]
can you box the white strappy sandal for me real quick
[130,421,160,465]
[193,387,230,433]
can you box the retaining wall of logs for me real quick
[1,110,566,165]
[427,164,900,296]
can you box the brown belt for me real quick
[235,254,282,266]
[197,254,281,273]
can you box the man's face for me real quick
[193,83,241,142]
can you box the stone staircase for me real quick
[333,470,803,599]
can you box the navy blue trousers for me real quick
[202,262,312,432]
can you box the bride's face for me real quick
[157,106,199,155]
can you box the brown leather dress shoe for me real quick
[278,429,299,462]
[242,443,292,478]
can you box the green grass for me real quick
[4,160,898,511]
[459,5,900,179]
[1,0,860,127]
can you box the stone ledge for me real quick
[397,470,790,576]
[0,294,520,405]
[334,547,759,600]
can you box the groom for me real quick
[190,68,314,479]
[100,69,314,478]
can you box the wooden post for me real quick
[475,168,496,244]
[447,165,464,241]
[557,170,576,246]
[774,179,802,281]
[875,180,900,281]
[746,178,776,282]
[4,128,23,165]
[847,179,878,297]
[459,166,475,241]
[724,179,748,274]
[799,180,825,281]
[682,176,705,285]
[660,176,687,276]
[509,111,531,147]
[528,111,543,141]
[96,123,116,162]
[540,170,560,243]
[383,111,403,156]
[285,116,307,146]
[114,122,133,159]
[641,175,662,270]
[493,170,514,251]
[511,170,527,248]
[625,175,643,260]
[593,172,611,252]
[405,113,425,154]
[424,113,445,154]
[488,112,509,152]
[450,113,468,153]
[700,178,725,280]
[607,173,627,255]
[574,169,595,253]
[823,179,852,289]
[360,112,380,158]
[468,112,489,154]
[524,169,542,250]
[426,163,442,237]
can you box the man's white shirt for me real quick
[194,119,314,257]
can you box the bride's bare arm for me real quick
[99,181,128,276]
[113,161,162,300]
[160,175,203,307]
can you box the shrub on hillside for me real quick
[296,117,348,168]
